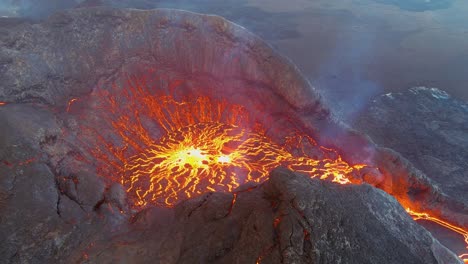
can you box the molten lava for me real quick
[74,75,467,261]
[74,76,364,207]
[124,121,360,206]
[407,208,468,263]
[66,98,78,112]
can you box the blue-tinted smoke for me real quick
[0,0,84,19]
[313,24,381,124]
[0,1,16,17]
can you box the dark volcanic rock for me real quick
[355,87,468,208]
[77,168,461,264]
[0,104,114,263]
[0,7,317,110]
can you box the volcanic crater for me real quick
[70,70,368,208]
[0,7,467,264]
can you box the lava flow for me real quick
[74,74,467,261]
[407,208,468,263]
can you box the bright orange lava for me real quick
[78,76,467,261]
[406,208,468,262]
[66,98,78,112]
[79,77,363,207]
[125,121,358,206]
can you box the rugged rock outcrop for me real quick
[75,168,462,264]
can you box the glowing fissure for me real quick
[75,75,467,261]
[407,208,468,262]
[125,122,357,207]
[66,98,78,112]
[79,77,361,207]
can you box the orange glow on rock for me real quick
[66,98,78,112]
[79,76,365,207]
[123,120,362,207]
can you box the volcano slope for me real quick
[355,87,468,209]
[0,7,466,263]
